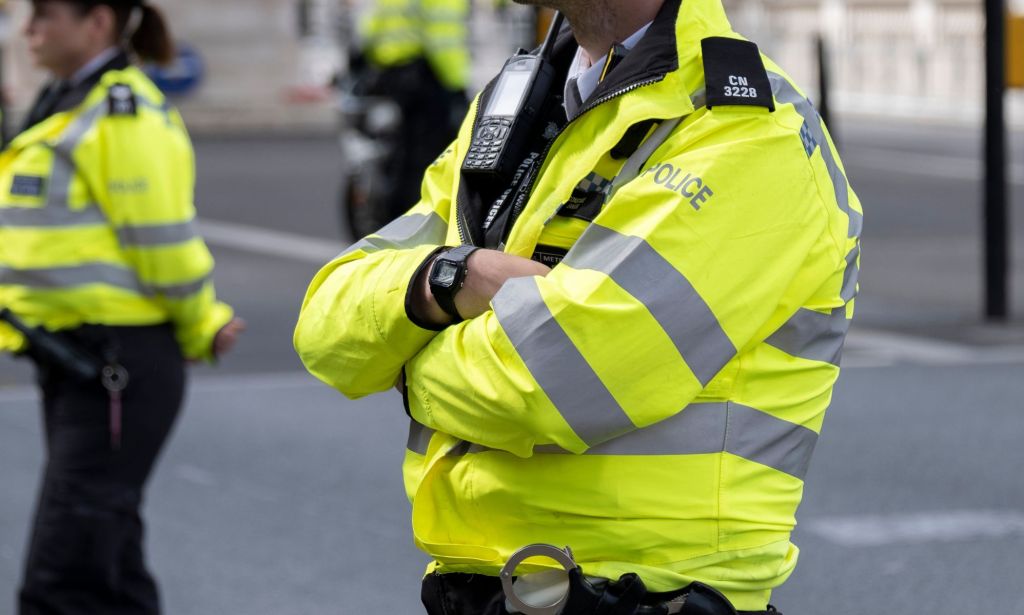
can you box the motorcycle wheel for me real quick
[340,171,389,240]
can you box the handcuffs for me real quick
[500,544,578,615]
[500,544,694,615]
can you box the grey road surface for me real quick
[2,118,1024,614]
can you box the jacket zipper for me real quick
[456,91,487,246]
[457,76,665,247]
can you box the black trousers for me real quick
[18,324,185,615]
[370,59,466,222]
[422,573,779,615]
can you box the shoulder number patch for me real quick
[108,84,137,116]
[701,37,775,112]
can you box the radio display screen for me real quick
[485,70,533,117]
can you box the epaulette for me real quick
[107,83,138,117]
[701,37,775,112]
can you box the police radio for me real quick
[462,12,565,179]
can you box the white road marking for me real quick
[845,147,1024,185]
[804,510,1024,547]
[842,327,1024,369]
[184,371,325,394]
[174,464,220,488]
[197,219,346,264]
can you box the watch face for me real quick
[434,261,460,287]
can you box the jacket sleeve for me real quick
[78,105,232,361]
[404,121,847,457]
[294,143,458,398]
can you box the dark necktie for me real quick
[565,75,584,120]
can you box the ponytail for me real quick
[127,5,175,66]
[88,2,174,66]
[71,2,175,65]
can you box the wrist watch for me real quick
[428,245,480,321]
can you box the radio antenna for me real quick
[539,12,565,60]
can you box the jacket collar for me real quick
[17,50,132,138]
[52,49,132,117]
[571,0,734,110]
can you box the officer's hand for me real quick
[455,250,551,320]
[213,317,246,357]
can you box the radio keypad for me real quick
[464,118,513,171]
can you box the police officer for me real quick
[296,0,862,612]
[357,0,470,224]
[0,2,243,613]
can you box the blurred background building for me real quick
[2,0,1020,132]
[723,0,1024,124]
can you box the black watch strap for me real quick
[431,245,479,320]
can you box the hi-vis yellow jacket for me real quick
[0,66,232,361]
[360,0,470,91]
[297,0,861,608]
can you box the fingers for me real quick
[213,317,246,357]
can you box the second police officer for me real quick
[0,1,243,613]
[357,0,471,225]
[297,0,863,612]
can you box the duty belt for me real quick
[500,544,781,615]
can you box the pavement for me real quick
[2,109,1024,612]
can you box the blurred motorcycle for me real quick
[335,61,404,240]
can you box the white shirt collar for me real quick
[67,47,122,87]
[564,22,653,115]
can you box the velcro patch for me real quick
[11,175,45,197]
[701,37,775,112]
[556,172,611,222]
[108,84,137,116]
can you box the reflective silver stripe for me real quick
[552,402,727,456]
[766,242,859,365]
[117,220,197,247]
[0,205,106,228]
[493,276,636,447]
[765,306,849,366]
[767,73,862,238]
[52,101,106,161]
[422,8,467,20]
[726,402,818,481]
[0,263,143,293]
[841,243,860,303]
[0,263,208,300]
[690,89,707,110]
[136,96,171,116]
[151,275,209,299]
[407,421,435,455]
[461,402,818,480]
[562,224,736,386]
[607,117,683,202]
[606,89,705,202]
[342,211,448,257]
[44,101,107,210]
[46,150,76,209]
[447,440,473,457]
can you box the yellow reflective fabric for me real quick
[361,0,470,90]
[296,0,862,609]
[0,67,232,360]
